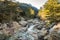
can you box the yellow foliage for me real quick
[16,8,23,12]
[38,9,49,20]
[8,2,17,6]
[38,0,60,22]
[30,8,34,15]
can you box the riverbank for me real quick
[0,17,60,40]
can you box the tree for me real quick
[38,8,49,20]
[18,3,35,18]
[0,0,20,23]
[38,0,60,23]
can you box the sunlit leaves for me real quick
[38,0,60,22]
[38,9,49,20]
[30,8,34,15]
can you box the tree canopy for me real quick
[38,0,60,23]
[0,0,38,23]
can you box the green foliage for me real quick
[18,3,35,18]
[0,0,35,23]
[0,0,34,22]
[0,0,18,23]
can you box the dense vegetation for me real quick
[0,0,38,39]
[0,0,38,23]
[38,0,60,23]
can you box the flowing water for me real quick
[27,24,38,32]
[27,25,35,32]
[9,23,38,40]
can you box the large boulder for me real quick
[38,28,48,36]
[48,23,60,40]
[12,21,21,32]
[0,22,22,35]
[19,21,28,27]
[37,28,48,40]
[27,19,34,23]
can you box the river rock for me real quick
[33,19,40,24]
[48,23,60,40]
[44,35,50,40]
[19,21,28,27]
[38,28,47,36]
[0,22,22,35]
[37,28,48,40]
[20,17,25,21]
[30,32,38,40]
[12,21,21,32]
[28,29,39,40]
[27,19,34,22]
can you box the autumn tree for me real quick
[38,0,60,23]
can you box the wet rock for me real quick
[48,23,60,40]
[0,23,1,26]
[30,32,38,40]
[12,21,21,32]
[1,18,59,40]
[27,19,34,22]
[37,28,48,40]
[2,23,7,28]
[20,17,25,21]
[38,28,48,36]
[0,22,22,35]
[9,31,35,40]
[44,35,49,40]
[33,19,40,24]
[27,29,39,40]
[0,27,3,30]
[19,21,28,27]
[36,25,43,30]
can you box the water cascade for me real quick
[9,23,38,40]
